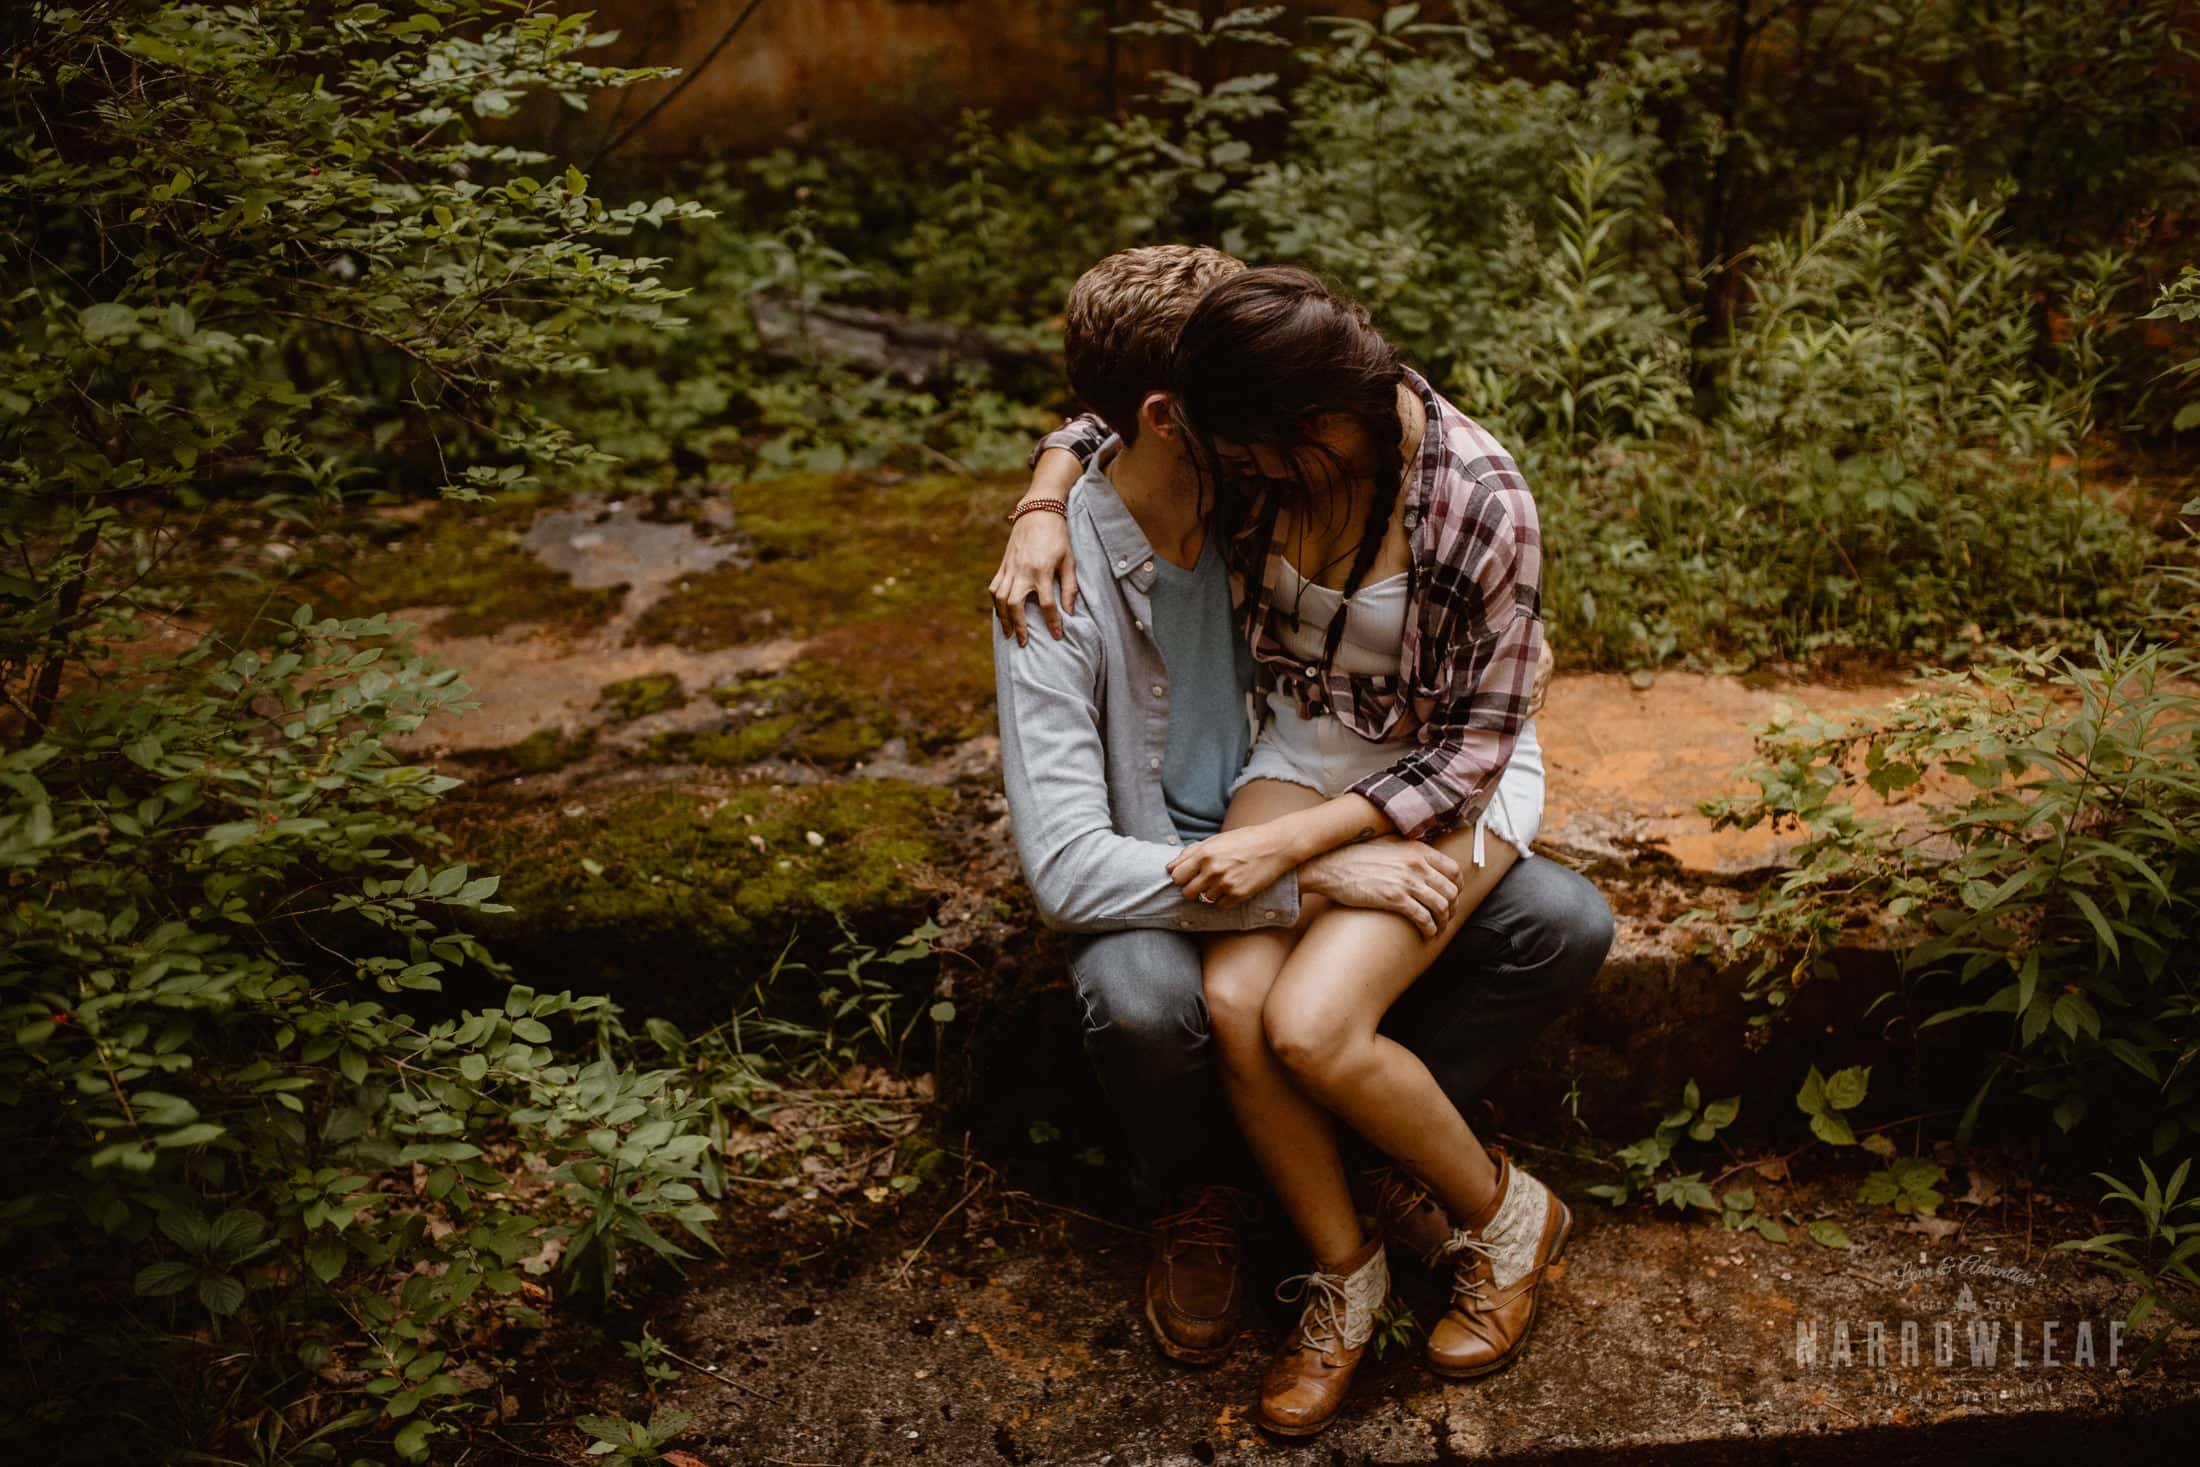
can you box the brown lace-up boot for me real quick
[1256,1235,1388,1437]
[1357,1163,1454,1269]
[1144,1184,1248,1364]
[1425,1146,1572,1379]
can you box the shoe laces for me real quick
[1437,1227,1499,1309]
[1152,1184,1247,1256]
[1276,1269,1352,1354]
[1366,1164,1435,1223]
[1276,1246,1387,1355]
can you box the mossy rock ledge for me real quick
[451,776,967,1018]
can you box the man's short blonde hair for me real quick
[1064,244,1246,443]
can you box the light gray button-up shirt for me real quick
[992,447,1301,934]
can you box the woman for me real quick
[1157,266,1571,1436]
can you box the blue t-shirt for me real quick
[1146,533,1253,841]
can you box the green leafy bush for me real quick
[1,614,721,1460]
[1702,636,2200,1155]
[0,4,729,1458]
[572,2,2177,672]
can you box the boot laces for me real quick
[1153,1184,1247,1257]
[1276,1268,1353,1354]
[1366,1164,1435,1223]
[1437,1228,1500,1309]
[1276,1246,1386,1356]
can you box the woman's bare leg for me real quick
[1260,824,1523,1221]
[1201,778,1364,1269]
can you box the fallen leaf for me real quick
[1902,1215,1960,1240]
[661,1453,712,1467]
[1956,1168,2004,1208]
[1751,1156,1791,1183]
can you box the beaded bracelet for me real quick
[1006,497,1069,524]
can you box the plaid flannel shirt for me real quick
[1030,368,1544,841]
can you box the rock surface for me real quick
[295,478,2200,1463]
[612,1177,2197,1465]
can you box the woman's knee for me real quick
[1202,951,1274,1046]
[1261,990,1369,1098]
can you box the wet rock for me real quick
[599,1183,2199,1465]
[748,287,1051,389]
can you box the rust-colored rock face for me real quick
[583,0,1387,149]
[587,0,1099,149]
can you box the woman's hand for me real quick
[989,447,1084,644]
[990,509,1077,644]
[1167,823,1302,908]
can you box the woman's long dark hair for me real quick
[1166,266,1411,682]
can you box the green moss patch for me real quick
[455,779,955,986]
[629,470,1007,767]
[598,673,686,723]
[339,500,626,638]
[173,491,627,642]
[629,472,1006,648]
[646,608,994,771]
[451,725,600,779]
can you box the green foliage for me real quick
[1857,1157,1947,1216]
[0,4,735,1458]
[1703,637,2200,1156]
[1101,3,1288,230]
[578,1404,694,1461]
[1585,1077,1739,1208]
[2054,1158,2200,1372]
[2,0,711,705]
[642,919,950,1126]
[1,612,720,1458]
[1585,1079,1850,1248]
[567,2,2179,674]
[1796,1064,1871,1148]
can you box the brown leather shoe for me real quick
[1257,1235,1388,1437]
[1144,1185,1248,1365]
[1358,1163,1454,1269]
[1425,1147,1572,1379]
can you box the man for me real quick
[990,245,1612,1367]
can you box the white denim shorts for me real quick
[1231,708,1544,870]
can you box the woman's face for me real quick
[1209,412,1371,497]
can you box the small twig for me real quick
[657,1343,782,1406]
[997,1188,1149,1239]
[890,1180,986,1287]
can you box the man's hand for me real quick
[1167,821,1302,909]
[989,447,1083,645]
[1299,838,1462,938]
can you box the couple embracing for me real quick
[988,246,1614,1436]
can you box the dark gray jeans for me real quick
[1064,856,1614,1205]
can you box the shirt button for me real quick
[1116,557,1128,571]
[1176,917,1194,929]
[1151,684,1166,697]
[1304,664,1319,676]
[1149,756,1161,770]
[1262,909,1280,920]
[1133,619,1145,632]
[1141,560,1153,574]
[1166,833,1180,845]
